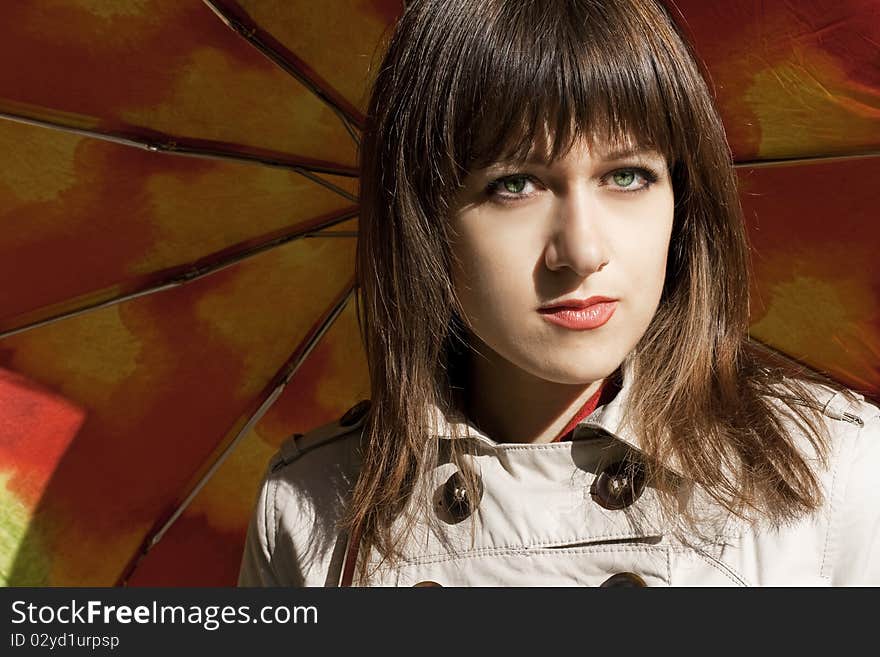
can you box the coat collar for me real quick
[429,358,686,477]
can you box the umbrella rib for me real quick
[340,115,361,147]
[734,150,880,168]
[202,0,365,134]
[136,282,358,561]
[0,208,358,340]
[304,230,359,238]
[295,168,358,203]
[0,110,358,179]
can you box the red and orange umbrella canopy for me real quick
[0,0,877,586]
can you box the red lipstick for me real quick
[538,296,618,330]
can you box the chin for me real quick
[522,353,626,386]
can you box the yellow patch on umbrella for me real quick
[0,472,51,586]
[0,122,79,204]
[135,167,352,274]
[7,307,143,407]
[119,47,358,168]
[750,274,880,390]
[747,55,880,159]
[193,237,357,400]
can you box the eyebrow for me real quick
[594,144,664,161]
[483,145,664,172]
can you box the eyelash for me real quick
[485,166,661,203]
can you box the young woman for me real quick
[239,0,879,586]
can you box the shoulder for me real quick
[268,399,370,480]
[722,380,879,584]
[776,379,880,584]
[820,390,880,584]
[794,382,877,469]
[267,399,368,525]
[774,378,878,492]
[761,377,869,463]
[237,400,369,587]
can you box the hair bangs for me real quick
[446,0,684,173]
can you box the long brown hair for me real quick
[347,0,850,582]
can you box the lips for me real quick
[538,297,618,330]
[539,295,617,311]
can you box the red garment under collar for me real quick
[551,376,621,442]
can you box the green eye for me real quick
[612,171,635,187]
[503,177,528,194]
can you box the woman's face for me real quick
[449,136,675,385]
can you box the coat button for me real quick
[413,580,443,587]
[440,470,483,523]
[339,399,371,427]
[590,459,646,510]
[600,572,647,587]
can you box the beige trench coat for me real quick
[238,369,880,587]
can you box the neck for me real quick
[461,338,604,444]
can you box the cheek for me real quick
[452,247,528,338]
[451,216,543,309]
[616,197,674,290]
[626,229,672,291]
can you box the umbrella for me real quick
[0,0,877,587]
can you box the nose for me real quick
[543,188,609,276]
